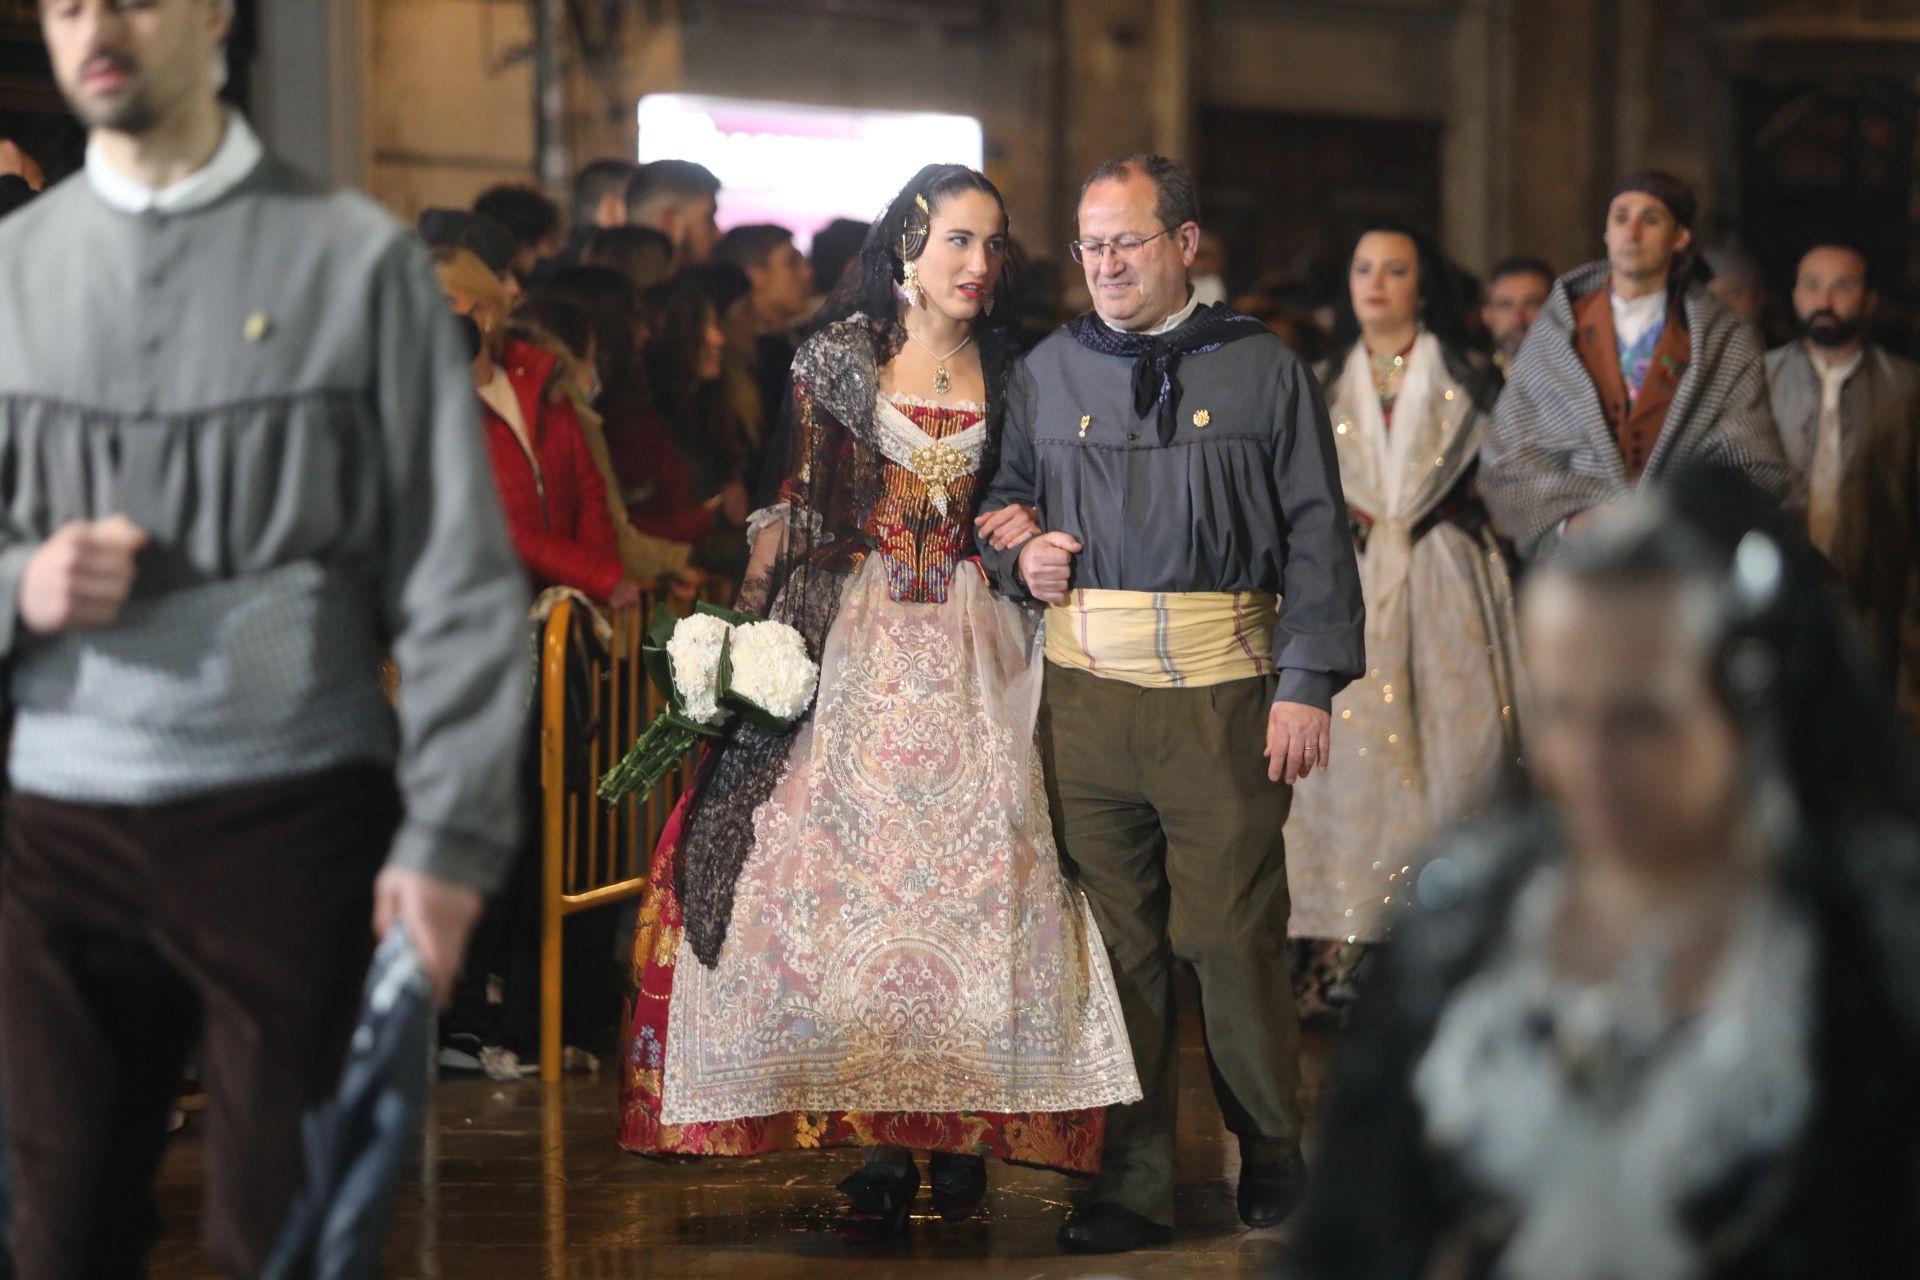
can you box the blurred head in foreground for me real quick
[1294,468,1920,1280]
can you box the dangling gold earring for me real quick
[901,259,924,307]
[983,288,995,317]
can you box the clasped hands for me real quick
[1011,522,1332,785]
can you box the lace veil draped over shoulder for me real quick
[671,311,1014,966]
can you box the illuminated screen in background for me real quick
[636,94,985,252]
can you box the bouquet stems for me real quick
[597,715,707,805]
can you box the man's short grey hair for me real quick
[1079,154,1201,232]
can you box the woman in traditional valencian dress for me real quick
[617,166,1139,1239]
[1285,224,1525,1020]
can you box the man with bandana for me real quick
[1768,241,1919,719]
[977,153,1364,1254]
[1480,170,1789,561]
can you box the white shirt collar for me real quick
[1609,286,1667,350]
[1104,287,1202,337]
[86,111,263,215]
[1808,344,1864,384]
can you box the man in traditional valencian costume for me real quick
[1767,241,1919,721]
[0,2,526,1272]
[1481,171,1790,559]
[979,154,1365,1254]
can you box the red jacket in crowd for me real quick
[478,337,625,602]
[611,408,716,548]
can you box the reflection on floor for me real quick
[153,980,1331,1278]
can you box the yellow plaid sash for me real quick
[1044,589,1277,689]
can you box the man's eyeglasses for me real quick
[1069,228,1174,264]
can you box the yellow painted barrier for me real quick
[536,590,698,1083]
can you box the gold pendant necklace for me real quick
[906,326,972,396]
[1369,349,1406,403]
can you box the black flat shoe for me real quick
[834,1162,920,1243]
[1237,1149,1310,1229]
[1056,1202,1173,1254]
[927,1151,988,1221]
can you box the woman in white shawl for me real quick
[1285,225,1524,1020]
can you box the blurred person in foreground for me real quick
[1294,468,1920,1279]
[0,0,527,1272]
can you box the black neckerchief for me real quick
[1067,301,1270,444]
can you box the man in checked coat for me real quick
[1481,171,1790,559]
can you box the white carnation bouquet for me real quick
[597,602,821,805]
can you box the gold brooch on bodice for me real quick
[910,440,970,492]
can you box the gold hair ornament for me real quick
[898,193,933,305]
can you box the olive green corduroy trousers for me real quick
[1041,663,1303,1227]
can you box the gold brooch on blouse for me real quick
[909,440,969,492]
[1079,414,1091,438]
[1192,409,1211,428]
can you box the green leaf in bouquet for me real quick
[640,602,685,709]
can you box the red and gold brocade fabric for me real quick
[863,397,985,604]
[770,395,988,605]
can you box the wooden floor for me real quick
[152,984,1329,1278]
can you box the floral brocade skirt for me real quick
[618,559,1139,1173]
[617,797,1105,1170]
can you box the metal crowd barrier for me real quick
[535,588,697,1084]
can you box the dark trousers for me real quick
[0,766,396,1278]
[1041,665,1302,1227]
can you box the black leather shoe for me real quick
[1237,1149,1310,1229]
[927,1151,988,1221]
[834,1162,919,1243]
[1056,1202,1173,1254]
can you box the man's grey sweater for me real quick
[0,147,529,891]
